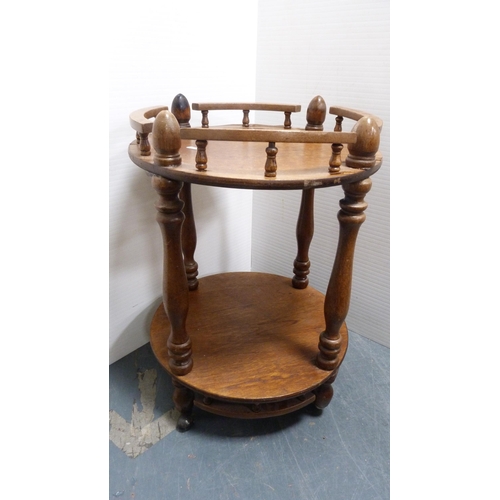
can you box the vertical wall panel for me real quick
[109,0,258,363]
[110,0,390,364]
[253,0,390,346]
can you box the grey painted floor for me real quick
[109,331,389,500]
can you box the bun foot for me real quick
[176,413,194,432]
[172,379,194,431]
[313,373,337,409]
[314,384,333,410]
[306,404,323,417]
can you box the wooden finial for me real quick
[306,95,327,131]
[171,93,191,128]
[346,116,380,169]
[152,110,182,167]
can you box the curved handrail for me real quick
[192,102,301,129]
[329,106,383,130]
[178,125,356,144]
[128,95,383,176]
[192,102,301,112]
[129,105,169,134]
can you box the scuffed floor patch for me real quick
[109,369,177,458]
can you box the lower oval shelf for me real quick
[150,272,348,404]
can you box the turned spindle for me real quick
[152,110,182,167]
[151,175,193,376]
[329,144,343,173]
[306,95,327,131]
[346,116,380,169]
[334,115,343,132]
[242,110,250,127]
[292,189,315,289]
[264,142,278,177]
[316,178,372,371]
[329,115,344,172]
[179,183,199,291]
[138,132,151,156]
[171,93,191,128]
[195,140,208,171]
[284,111,292,129]
[201,110,209,128]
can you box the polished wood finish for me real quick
[292,189,315,289]
[346,116,381,169]
[192,102,301,129]
[150,273,348,421]
[179,183,198,291]
[129,102,381,182]
[192,102,302,112]
[329,143,343,173]
[129,105,170,157]
[151,175,192,377]
[194,140,208,171]
[313,373,337,409]
[317,178,371,371]
[306,95,327,131]
[129,105,170,134]
[329,106,383,130]
[178,125,356,144]
[264,142,278,177]
[194,391,317,419]
[171,93,191,128]
[128,95,383,430]
[151,110,182,167]
[330,115,344,171]
[130,140,381,190]
[138,132,151,156]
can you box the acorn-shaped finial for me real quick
[152,110,182,167]
[171,93,191,128]
[345,116,381,169]
[306,95,327,131]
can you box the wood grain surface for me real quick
[150,272,348,403]
[129,139,381,189]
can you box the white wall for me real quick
[109,0,258,363]
[252,0,390,346]
[110,0,390,364]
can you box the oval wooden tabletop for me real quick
[129,138,381,190]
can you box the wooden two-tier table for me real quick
[128,94,383,431]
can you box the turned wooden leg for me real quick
[172,379,194,432]
[292,188,315,289]
[152,175,193,377]
[317,178,372,371]
[179,183,199,291]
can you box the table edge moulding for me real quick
[127,93,383,432]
